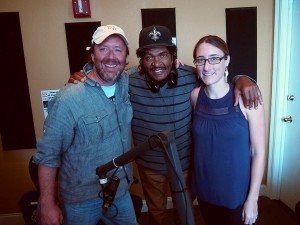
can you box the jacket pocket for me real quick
[81,111,118,145]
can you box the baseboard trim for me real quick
[141,184,268,213]
[141,196,173,212]
[275,200,300,223]
[0,213,25,225]
[1,185,269,219]
[141,196,199,212]
[260,184,268,196]
[0,213,22,217]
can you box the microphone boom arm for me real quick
[95,131,195,225]
[96,134,159,178]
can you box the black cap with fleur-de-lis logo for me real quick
[136,25,175,55]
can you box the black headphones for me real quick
[146,69,178,93]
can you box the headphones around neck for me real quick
[146,69,178,93]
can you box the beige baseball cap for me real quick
[92,25,128,45]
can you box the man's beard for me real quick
[94,61,123,84]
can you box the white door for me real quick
[279,0,300,211]
[268,0,300,212]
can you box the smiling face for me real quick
[141,46,174,81]
[195,42,230,86]
[91,35,127,86]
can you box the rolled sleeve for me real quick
[33,91,75,168]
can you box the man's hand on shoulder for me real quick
[234,76,263,109]
[66,70,86,85]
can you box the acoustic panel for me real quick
[65,21,101,74]
[226,7,257,82]
[0,12,36,150]
[141,8,176,38]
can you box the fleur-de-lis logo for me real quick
[149,27,161,41]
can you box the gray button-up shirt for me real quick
[34,70,133,204]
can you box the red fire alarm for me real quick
[72,0,91,18]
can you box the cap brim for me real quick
[136,43,175,53]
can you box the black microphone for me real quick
[102,176,120,215]
[96,134,159,177]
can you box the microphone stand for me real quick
[96,131,195,225]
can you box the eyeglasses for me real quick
[143,52,170,63]
[193,56,227,66]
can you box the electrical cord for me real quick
[154,134,189,225]
[95,132,193,224]
[98,167,120,218]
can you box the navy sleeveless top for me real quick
[191,84,251,209]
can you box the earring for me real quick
[224,67,229,77]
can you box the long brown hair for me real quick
[193,35,229,60]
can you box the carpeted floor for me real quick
[138,196,300,225]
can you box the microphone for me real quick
[96,134,159,177]
[102,176,120,215]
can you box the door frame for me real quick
[267,0,293,199]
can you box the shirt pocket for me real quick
[80,111,118,145]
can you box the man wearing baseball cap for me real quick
[33,25,137,225]
[129,25,261,225]
[69,25,262,225]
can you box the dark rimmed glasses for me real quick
[193,55,227,66]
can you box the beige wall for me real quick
[0,0,274,214]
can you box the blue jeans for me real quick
[62,192,138,225]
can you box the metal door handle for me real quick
[283,116,293,123]
[287,95,295,101]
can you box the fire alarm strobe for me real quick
[72,0,91,18]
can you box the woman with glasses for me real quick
[190,35,266,225]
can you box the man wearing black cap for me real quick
[69,25,262,225]
[128,26,196,225]
[129,25,261,225]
